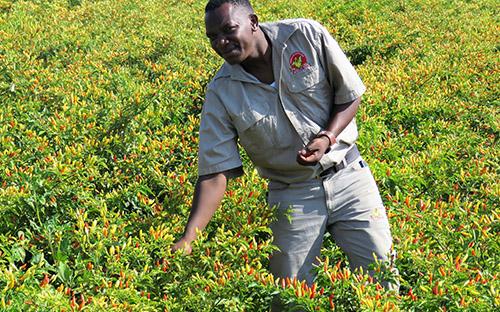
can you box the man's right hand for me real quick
[170,169,238,257]
[172,237,193,255]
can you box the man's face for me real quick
[205,3,256,65]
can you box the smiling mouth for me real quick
[222,47,239,57]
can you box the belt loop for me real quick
[341,157,347,168]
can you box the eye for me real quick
[224,25,237,34]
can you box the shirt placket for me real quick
[276,43,310,147]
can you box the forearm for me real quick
[182,172,228,241]
[297,97,361,165]
[325,97,361,137]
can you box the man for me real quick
[173,0,398,291]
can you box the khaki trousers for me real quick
[268,157,398,290]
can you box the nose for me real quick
[213,35,228,50]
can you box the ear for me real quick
[249,14,259,31]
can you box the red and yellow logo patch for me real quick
[289,51,310,74]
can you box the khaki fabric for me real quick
[198,19,366,183]
[269,158,399,311]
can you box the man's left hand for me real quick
[296,136,330,166]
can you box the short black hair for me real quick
[205,0,254,13]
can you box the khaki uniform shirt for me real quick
[198,19,366,183]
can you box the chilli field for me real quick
[0,0,498,311]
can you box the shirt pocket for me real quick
[282,64,332,127]
[238,114,276,150]
[233,103,279,162]
[286,65,326,93]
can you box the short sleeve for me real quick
[198,89,243,177]
[315,23,366,104]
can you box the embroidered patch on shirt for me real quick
[289,51,310,74]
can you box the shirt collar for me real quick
[214,20,300,83]
[260,20,298,47]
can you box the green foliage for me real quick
[0,0,498,311]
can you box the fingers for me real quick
[296,150,321,166]
[307,136,329,151]
[172,240,193,255]
[296,137,330,166]
[296,146,321,166]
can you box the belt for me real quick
[318,145,361,178]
